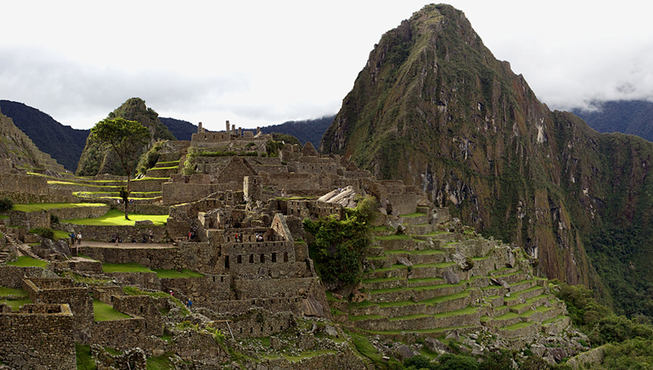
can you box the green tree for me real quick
[90,118,150,220]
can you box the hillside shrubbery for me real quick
[303,197,377,288]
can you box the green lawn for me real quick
[93,300,130,321]
[0,298,32,311]
[146,352,173,369]
[12,202,106,212]
[154,269,203,278]
[6,256,48,268]
[375,234,413,241]
[0,287,28,298]
[64,209,168,226]
[399,212,427,218]
[75,344,96,370]
[102,263,153,273]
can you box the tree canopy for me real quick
[90,118,150,219]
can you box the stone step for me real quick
[146,166,179,177]
[398,213,429,225]
[509,279,537,293]
[373,236,423,251]
[348,291,471,318]
[504,287,545,306]
[154,160,180,168]
[365,282,467,304]
[354,307,482,332]
[405,223,434,235]
[363,324,482,341]
[360,277,445,291]
[508,294,550,314]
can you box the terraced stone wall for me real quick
[0,304,75,369]
[62,223,168,243]
[111,295,165,336]
[91,316,149,350]
[0,265,48,289]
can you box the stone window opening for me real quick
[237,255,242,264]
[271,253,276,262]
[260,254,265,263]
[225,255,230,269]
[249,254,254,263]
[284,252,288,262]
[140,306,144,314]
[221,276,224,282]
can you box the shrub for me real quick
[404,355,435,369]
[303,196,377,288]
[437,353,479,370]
[29,227,54,240]
[50,214,59,224]
[0,198,13,212]
[136,140,165,175]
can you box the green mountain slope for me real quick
[0,100,90,171]
[76,98,175,176]
[0,111,66,173]
[321,4,652,318]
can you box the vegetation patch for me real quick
[304,197,376,288]
[0,298,31,311]
[146,352,174,370]
[0,287,28,298]
[76,343,96,370]
[93,300,130,321]
[64,209,168,226]
[399,212,427,218]
[6,256,47,268]
[102,263,153,273]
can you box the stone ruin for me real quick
[0,120,584,368]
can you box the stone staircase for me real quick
[337,211,570,342]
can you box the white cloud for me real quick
[0,0,652,128]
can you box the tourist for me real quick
[76,232,82,245]
[69,231,76,245]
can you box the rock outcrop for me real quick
[76,97,175,176]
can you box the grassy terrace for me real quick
[364,324,478,336]
[93,300,130,321]
[368,280,466,295]
[0,287,28,298]
[504,286,542,302]
[0,298,32,311]
[6,256,47,268]
[102,263,202,279]
[122,286,189,315]
[398,212,427,218]
[384,249,444,255]
[374,234,414,241]
[64,209,168,226]
[389,306,478,321]
[156,160,180,165]
[12,202,106,212]
[501,321,535,331]
[351,290,470,309]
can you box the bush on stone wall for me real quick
[303,196,377,289]
[0,197,13,212]
[29,227,54,239]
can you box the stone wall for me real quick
[111,295,165,336]
[0,304,76,369]
[214,309,295,339]
[60,223,168,243]
[161,275,234,306]
[23,278,93,338]
[0,265,49,289]
[9,210,50,229]
[162,182,222,205]
[91,317,148,350]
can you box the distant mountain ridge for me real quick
[0,100,89,171]
[0,110,66,173]
[159,117,197,141]
[260,116,334,148]
[573,100,653,142]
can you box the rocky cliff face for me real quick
[321,4,652,317]
[76,98,175,176]
[0,111,66,173]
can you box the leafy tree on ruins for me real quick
[90,118,150,220]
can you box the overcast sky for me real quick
[1,1,652,130]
